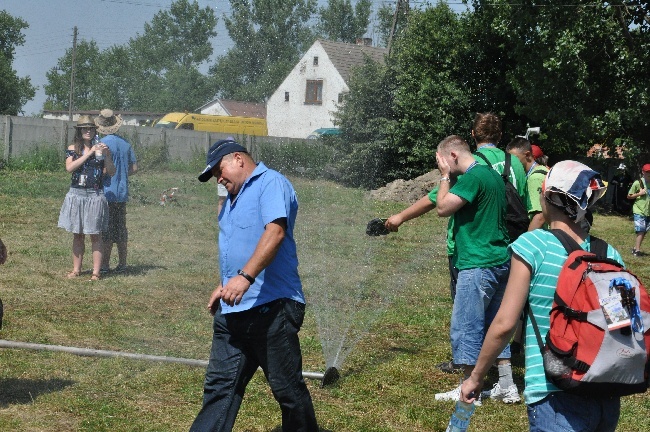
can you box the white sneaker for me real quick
[435,385,481,406]
[480,383,521,403]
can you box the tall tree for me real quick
[44,40,102,111]
[0,11,35,115]
[43,0,217,113]
[210,0,317,102]
[468,0,650,159]
[317,0,372,43]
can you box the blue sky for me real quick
[6,0,467,115]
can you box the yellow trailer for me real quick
[154,112,267,136]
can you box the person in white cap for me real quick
[461,160,623,431]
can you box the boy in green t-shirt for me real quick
[627,164,650,256]
[433,135,519,404]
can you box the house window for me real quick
[313,56,319,66]
[305,80,323,105]
[285,91,289,102]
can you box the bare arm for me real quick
[103,146,116,177]
[210,218,287,309]
[385,195,435,232]
[528,212,546,231]
[65,145,93,173]
[460,254,531,402]
[129,162,138,176]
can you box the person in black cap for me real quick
[190,140,318,432]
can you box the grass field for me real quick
[1,167,649,431]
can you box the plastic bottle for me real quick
[445,400,475,432]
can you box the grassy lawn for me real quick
[0,168,649,431]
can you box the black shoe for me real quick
[436,360,462,373]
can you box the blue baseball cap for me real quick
[198,140,247,182]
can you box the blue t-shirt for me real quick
[102,134,137,202]
[218,162,305,313]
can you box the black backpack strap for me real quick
[474,150,490,166]
[550,229,583,254]
[527,300,546,354]
[503,152,512,183]
[551,229,608,259]
[474,150,510,183]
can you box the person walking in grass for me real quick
[461,160,620,431]
[627,164,650,257]
[97,109,138,273]
[433,135,520,405]
[58,115,115,281]
[190,139,318,432]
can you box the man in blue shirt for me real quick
[190,139,318,432]
[95,109,137,273]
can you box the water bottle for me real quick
[445,400,475,432]
[93,134,104,160]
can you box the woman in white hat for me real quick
[57,115,116,281]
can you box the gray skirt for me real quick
[58,187,109,235]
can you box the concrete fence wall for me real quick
[0,115,306,162]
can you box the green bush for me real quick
[5,145,62,172]
[256,139,337,179]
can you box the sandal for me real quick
[89,274,101,281]
[66,271,80,279]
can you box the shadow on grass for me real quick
[0,377,75,407]
[99,264,168,278]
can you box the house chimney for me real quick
[355,37,372,46]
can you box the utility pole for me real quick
[68,26,78,121]
[387,0,409,56]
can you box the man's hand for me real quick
[207,284,223,315]
[436,151,451,178]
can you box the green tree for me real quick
[44,40,102,111]
[331,56,397,187]
[0,11,35,115]
[388,4,474,179]
[468,0,650,160]
[43,0,217,113]
[210,0,317,102]
[317,0,372,43]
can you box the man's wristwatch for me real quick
[237,269,255,284]
[440,177,451,182]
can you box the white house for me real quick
[267,39,387,139]
[197,98,266,119]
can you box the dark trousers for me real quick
[189,299,318,432]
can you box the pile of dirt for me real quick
[369,170,441,204]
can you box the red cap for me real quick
[531,144,544,159]
[643,163,650,173]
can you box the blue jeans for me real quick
[189,299,318,432]
[527,391,620,431]
[450,263,511,365]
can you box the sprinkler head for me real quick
[321,366,340,387]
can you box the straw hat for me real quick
[74,115,96,128]
[94,109,123,135]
